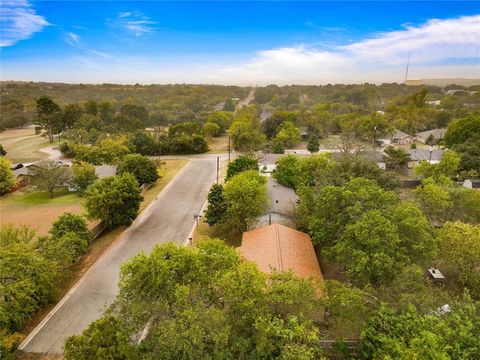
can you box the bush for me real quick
[117,154,159,185]
[0,157,15,195]
[50,212,92,243]
[226,155,258,180]
[38,232,88,266]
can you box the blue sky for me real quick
[1,1,479,84]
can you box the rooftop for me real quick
[240,224,324,286]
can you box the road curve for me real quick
[20,158,218,354]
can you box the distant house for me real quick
[426,100,441,107]
[95,165,117,179]
[407,149,444,167]
[463,179,480,189]
[13,166,33,188]
[359,151,387,170]
[240,224,324,288]
[391,129,415,146]
[416,128,446,144]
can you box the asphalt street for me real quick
[21,157,219,354]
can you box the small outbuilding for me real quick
[463,179,480,189]
[391,129,415,146]
[427,268,445,282]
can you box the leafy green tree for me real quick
[38,232,88,267]
[275,121,301,148]
[273,155,303,188]
[270,138,285,154]
[30,160,71,198]
[223,98,236,112]
[36,96,61,143]
[203,121,221,138]
[205,184,227,226]
[307,135,319,153]
[117,154,159,185]
[84,173,143,227]
[0,157,15,195]
[0,224,57,332]
[50,212,92,244]
[384,146,410,171]
[71,161,98,194]
[131,130,158,156]
[425,133,436,146]
[438,221,480,298]
[298,178,398,247]
[264,111,298,138]
[359,299,480,360]
[84,100,98,115]
[120,104,149,124]
[226,155,258,180]
[61,103,84,129]
[443,114,480,148]
[206,112,232,133]
[222,170,268,237]
[65,316,135,360]
[336,210,404,285]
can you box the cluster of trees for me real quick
[0,214,92,355]
[65,239,324,359]
[206,158,267,239]
[1,82,248,121]
[273,153,398,190]
[443,114,480,175]
[298,178,435,286]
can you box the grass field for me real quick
[208,134,229,153]
[0,188,85,235]
[0,128,51,163]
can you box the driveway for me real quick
[20,157,219,354]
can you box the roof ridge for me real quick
[274,224,284,272]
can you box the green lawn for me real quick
[3,188,80,206]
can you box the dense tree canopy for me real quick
[117,154,159,185]
[65,240,323,360]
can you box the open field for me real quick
[207,134,229,153]
[0,128,51,163]
[0,188,85,235]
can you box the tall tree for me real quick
[84,173,143,227]
[36,96,61,143]
[0,157,15,195]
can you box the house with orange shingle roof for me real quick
[239,224,324,290]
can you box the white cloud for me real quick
[209,15,480,85]
[66,32,80,45]
[0,0,49,47]
[112,11,156,36]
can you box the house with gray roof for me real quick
[407,149,444,167]
[416,128,446,144]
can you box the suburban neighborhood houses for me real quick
[1,1,480,357]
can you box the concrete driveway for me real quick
[20,157,219,354]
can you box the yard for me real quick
[0,159,190,236]
[0,128,52,163]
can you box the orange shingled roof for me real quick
[240,224,324,286]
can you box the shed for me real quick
[427,268,445,282]
[240,224,324,288]
[463,179,480,189]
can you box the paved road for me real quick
[21,158,219,354]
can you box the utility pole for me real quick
[216,156,219,183]
[228,135,231,162]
